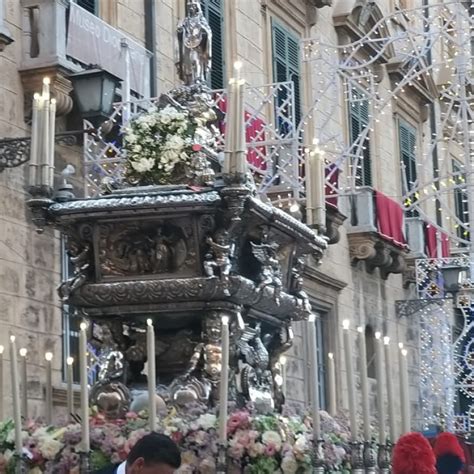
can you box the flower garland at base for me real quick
[0,408,351,474]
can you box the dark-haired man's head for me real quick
[126,433,181,474]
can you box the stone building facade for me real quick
[0,0,468,432]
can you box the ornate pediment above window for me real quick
[386,58,439,104]
[343,187,409,279]
[332,0,395,62]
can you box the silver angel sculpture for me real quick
[176,0,212,85]
[251,234,283,305]
[236,323,274,412]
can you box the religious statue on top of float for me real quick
[176,0,212,85]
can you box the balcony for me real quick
[342,187,409,278]
[18,0,152,117]
[403,217,451,287]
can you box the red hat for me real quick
[392,432,437,474]
[433,432,465,474]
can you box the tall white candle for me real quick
[29,93,42,188]
[357,327,371,441]
[66,357,74,422]
[342,320,358,441]
[327,352,337,417]
[41,97,50,188]
[9,336,22,455]
[218,316,230,445]
[0,345,3,421]
[42,77,50,100]
[308,314,321,440]
[79,322,90,452]
[311,141,326,229]
[279,355,287,398]
[223,77,236,176]
[305,147,315,226]
[374,333,386,445]
[45,352,53,425]
[48,98,56,188]
[146,319,157,432]
[399,346,410,434]
[19,348,28,420]
[235,76,247,177]
[383,337,397,441]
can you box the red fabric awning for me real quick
[374,190,408,249]
[425,223,450,258]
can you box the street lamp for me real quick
[441,264,469,293]
[70,68,121,126]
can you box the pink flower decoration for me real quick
[265,444,277,457]
[192,144,202,152]
[227,411,250,434]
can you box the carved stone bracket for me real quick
[0,29,13,52]
[348,231,408,279]
[402,257,416,289]
[325,205,347,245]
[20,67,74,117]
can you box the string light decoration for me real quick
[83,82,300,200]
[418,299,455,432]
[300,1,473,248]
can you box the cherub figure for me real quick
[251,232,283,305]
[204,231,234,296]
[57,241,91,300]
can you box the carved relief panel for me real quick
[93,217,201,281]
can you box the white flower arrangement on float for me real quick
[123,103,218,186]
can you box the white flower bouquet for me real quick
[123,103,218,186]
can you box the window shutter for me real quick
[271,20,302,125]
[399,121,417,190]
[398,120,418,216]
[75,0,97,15]
[201,0,224,89]
[349,87,372,187]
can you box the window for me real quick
[200,0,224,89]
[271,19,301,127]
[349,87,372,187]
[398,119,419,216]
[61,239,80,383]
[452,160,469,242]
[306,312,327,410]
[74,0,98,15]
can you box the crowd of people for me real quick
[393,431,466,474]
[93,429,467,474]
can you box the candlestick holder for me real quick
[79,452,91,473]
[14,455,28,474]
[363,441,377,474]
[312,438,325,473]
[350,441,364,474]
[377,443,391,474]
[216,442,227,474]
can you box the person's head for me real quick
[433,432,465,474]
[126,433,181,474]
[392,432,436,474]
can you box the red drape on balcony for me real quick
[216,97,267,171]
[374,190,407,248]
[325,164,339,209]
[425,224,450,258]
